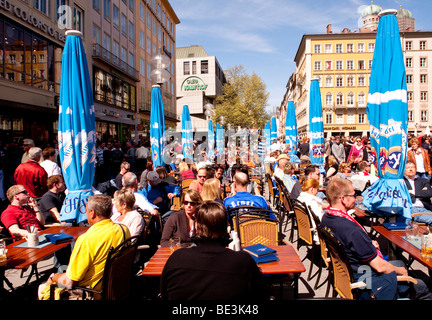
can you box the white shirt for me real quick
[40,159,62,177]
[136,146,150,159]
[111,209,145,238]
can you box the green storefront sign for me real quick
[181,76,208,91]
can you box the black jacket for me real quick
[403,176,432,211]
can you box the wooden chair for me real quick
[273,176,296,237]
[265,173,279,209]
[319,227,418,300]
[227,206,280,237]
[170,196,181,211]
[293,201,321,283]
[308,205,332,295]
[181,178,195,194]
[49,236,140,300]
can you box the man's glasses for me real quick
[23,144,29,147]
[183,200,197,206]
[343,194,356,198]
[16,190,28,196]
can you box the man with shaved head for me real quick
[224,171,272,216]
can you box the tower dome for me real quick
[361,2,383,18]
[397,7,412,18]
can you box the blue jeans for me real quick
[411,206,432,224]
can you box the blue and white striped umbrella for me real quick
[270,117,277,142]
[362,10,411,219]
[150,85,166,168]
[208,119,215,160]
[285,100,299,161]
[58,30,96,224]
[309,79,325,168]
[181,105,193,162]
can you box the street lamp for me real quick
[204,103,214,119]
[150,51,171,85]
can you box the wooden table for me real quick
[1,226,88,288]
[373,225,432,272]
[143,244,306,299]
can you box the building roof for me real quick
[176,45,209,59]
[397,8,412,18]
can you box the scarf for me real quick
[326,207,383,259]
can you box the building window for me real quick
[103,0,110,19]
[93,25,101,45]
[408,110,413,122]
[113,5,119,28]
[183,61,190,75]
[336,113,344,124]
[420,41,427,50]
[325,44,332,53]
[406,41,412,50]
[408,91,413,101]
[359,113,365,124]
[358,60,365,70]
[140,31,145,49]
[325,93,333,106]
[347,43,353,53]
[201,60,208,74]
[336,76,343,87]
[357,43,364,52]
[103,33,110,51]
[336,60,343,70]
[421,110,428,121]
[368,43,375,52]
[407,75,412,84]
[192,61,196,75]
[347,112,355,124]
[406,57,413,68]
[336,44,343,53]
[325,76,332,87]
[358,93,365,106]
[325,61,332,70]
[347,93,354,106]
[93,0,100,11]
[35,0,50,15]
[146,38,151,55]
[347,76,354,87]
[113,41,119,57]
[421,91,428,101]
[325,113,333,124]
[73,6,84,33]
[336,93,343,105]
[358,76,365,86]
[420,57,427,67]
[347,60,354,70]
[139,3,145,21]
[369,60,373,69]
[129,21,134,42]
[421,74,427,84]
[314,44,321,54]
[314,61,321,70]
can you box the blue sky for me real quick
[170,0,432,113]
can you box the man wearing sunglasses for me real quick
[1,185,45,238]
[322,178,431,300]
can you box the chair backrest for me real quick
[293,201,314,245]
[319,228,356,299]
[307,205,329,268]
[238,218,279,247]
[273,176,284,199]
[228,206,278,233]
[181,178,195,193]
[101,235,139,300]
[170,196,181,211]
[265,173,275,198]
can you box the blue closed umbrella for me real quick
[285,100,299,163]
[58,30,96,224]
[181,105,193,163]
[150,85,166,168]
[264,120,271,152]
[309,79,325,169]
[270,117,277,142]
[362,10,411,219]
[208,119,215,161]
[216,123,224,164]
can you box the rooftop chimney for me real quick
[326,24,332,34]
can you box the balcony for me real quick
[139,102,179,122]
[92,44,140,81]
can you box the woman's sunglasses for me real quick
[183,200,197,206]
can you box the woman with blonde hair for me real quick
[111,189,145,239]
[201,178,223,203]
[337,162,352,179]
[325,155,339,180]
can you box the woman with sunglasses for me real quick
[347,137,365,170]
[160,189,203,247]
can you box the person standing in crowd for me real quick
[40,147,62,177]
[407,137,432,179]
[124,141,135,172]
[21,139,35,163]
[135,141,150,174]
[298,136,309,157]
[14,147,48,199]
[347,137,365,170]
[331,136,346,164]
[114,161,131,190]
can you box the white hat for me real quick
[147,171,161,185]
